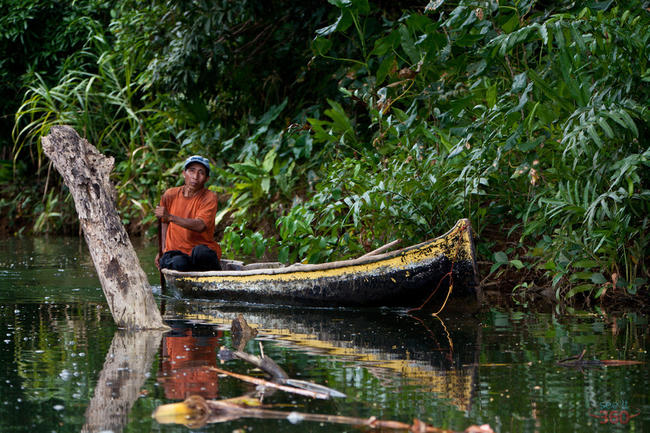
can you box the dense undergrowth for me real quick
[1,0,648,305]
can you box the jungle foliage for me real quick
[2,0,649,303]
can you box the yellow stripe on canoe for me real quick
[174,219,472,285]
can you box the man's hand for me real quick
[155,205,170,223]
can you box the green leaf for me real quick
[312,37,332,55]
[456,33,485,47]
[398,24,419,64]
[376,54,395,85]
[424,0,444,12]
[489,262,503,274]
[565,283,593,299]
[278,246,289,264]
[587,124,603,147]
[538,23,548,45]
[573,259,598,268]
[511,72,527,93]
[261,177,270,194]
[618,109,638,136]
[255,241,265,258]
[315,12,351,37]
[569,24,586,53]
[596,117,614,138]
[231,162,266,176]
[242,237,253,255]
[590,273,607,284]
[344,0,370,13]
[262,148,276,173]
[257,99,287,126]
[501,13,519,33]
[486,84,497,108]
[371,31,400,56]
[518,136,544,152]
[572,271,594,281]
[494,251,508,264]
[509,259,525,269]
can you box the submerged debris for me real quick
[218,315,345,399]
[153,314,493,432]
[153,394,494,432]
[557,349,643,368]
[230,313,257,351]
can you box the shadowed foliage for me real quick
[3,0,649,304]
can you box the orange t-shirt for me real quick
[160,186,221,258]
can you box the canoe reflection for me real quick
[158,322,223,399]
[162,302,480,413]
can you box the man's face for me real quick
[183,163,208,190]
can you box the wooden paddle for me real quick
[158,218,166,291]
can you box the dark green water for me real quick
[0,237,647,432]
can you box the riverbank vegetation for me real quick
[1,0,648,306]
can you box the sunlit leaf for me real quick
[424,0,444,12]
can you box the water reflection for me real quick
[158,322,222,400]
[161,301,481,414]
[81,330,163,433]
[2,235,647,432]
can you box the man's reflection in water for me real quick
[158,322,222,399]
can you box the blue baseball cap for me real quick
[183,155,210,175]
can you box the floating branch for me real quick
[153,395,495,432]
[219,315,346,399]
[206,365,330,400]
[557,350,643,368]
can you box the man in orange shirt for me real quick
[155,155,222,271]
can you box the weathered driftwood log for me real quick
[82,330,163,432]
[42,125,167,330]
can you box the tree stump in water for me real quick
[42,125,167,330]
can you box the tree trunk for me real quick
[42,125,167,330]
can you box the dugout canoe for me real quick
[161,218,480,308]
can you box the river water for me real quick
[0,236,647,432]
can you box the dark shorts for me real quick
[159,245,221,272]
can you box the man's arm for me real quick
[155,205,207,233]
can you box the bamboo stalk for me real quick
[358,239,402,259]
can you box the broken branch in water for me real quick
[219,347,289,381]
[219,347,346,398]
[206,365,331,399]
[220,315,346,399]
[153,395,495,432]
